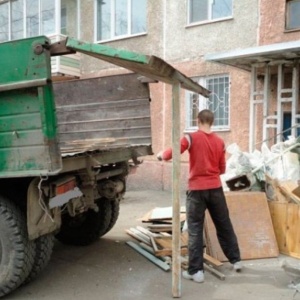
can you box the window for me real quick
[188,0,232,24]
[26,0,55,37]
[96,0,147,42]
[61,0,79,37]
[186,75,230,131]
[0,0,79,43]
[286,0,300,30]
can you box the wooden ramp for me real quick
[205,191,279,261]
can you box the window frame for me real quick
[94,0,147,43]
[185,74,231,132]
[187,0,233,26]
[286,0,300,31]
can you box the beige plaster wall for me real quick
[259,0,300,45]
[77,0,260,191]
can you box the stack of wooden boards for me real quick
[125,206,187,272]
[126,191,280,278]
[267,177,300,259]
[125,206,225,279]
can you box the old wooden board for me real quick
[205,192,279,261]
[151,234,188,257]
[53,73,152,154]
[268,201,300,259]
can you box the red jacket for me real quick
[162,130,226,190]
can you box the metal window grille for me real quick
[186,75,230,131]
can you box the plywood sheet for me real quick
[269,201,300,259]
[205,192,279,261]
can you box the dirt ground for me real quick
[5,190,300,300]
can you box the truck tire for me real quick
[24,234,55,284]
[0,196,35,297]
[56,198,114,246]
[102,198,120,235]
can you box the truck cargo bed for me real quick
[53,73,152,155]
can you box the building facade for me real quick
[1,0,299,191]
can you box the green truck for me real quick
[0,35,207,297]
[0,35,156,297]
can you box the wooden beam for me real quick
[125,229,151,245]
[172,82,181,298]
[204,253,223,267]
[204,263,226,281]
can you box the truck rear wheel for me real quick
[56,197,120,246]
[0,196,35,297]
[102,198,120,235]
[24,234,55,284]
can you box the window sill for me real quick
[284,28,300,33]
[95,32,147,44]
[185,17,233,29]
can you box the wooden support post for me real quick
[172,83,181,298]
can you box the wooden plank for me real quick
[204,253,223,267]
[125,229,151,245]
[148,224,173,232]
[129,228,151,244]
[136,226,160,237]
[268,201,289,255]
[150,206,186,220]
[150,235,188,257]
[205,192,279,261]
[126,241,170,272]
[139,242,155,254]
[204,263,225,281]
[286,203,300,257]
[277,181,300,205]
[269,201,300,259]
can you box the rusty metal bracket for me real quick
[48,39,76,57]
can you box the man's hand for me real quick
[157,151,163,161]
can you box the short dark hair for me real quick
[198,109,214,126]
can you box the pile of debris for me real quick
[126,138,300,275]
[222,138,300,260]
[126,206,225,280]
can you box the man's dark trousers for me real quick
[186,187,241,275]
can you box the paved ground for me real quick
[5,190,300,300]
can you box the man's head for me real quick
[197,109,214,126]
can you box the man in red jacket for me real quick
[157,109,241,283]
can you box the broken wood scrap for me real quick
[139,242,171,264]
[126,241,170,272]
[277,181,300,205]
[204,253,223,267]
[139,207,186,223]
[125,229,151,245]
[147,224,173,232]
[150,235,188,257]
[135,226,160,237]
[204,263,225,280]
[129,227,151,243]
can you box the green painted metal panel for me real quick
[0,37,62,177]
[66,37,149,64]
[0,36,51,85]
